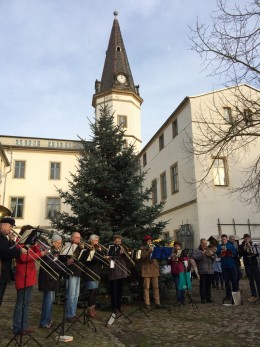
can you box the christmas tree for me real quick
[51,105,167,245]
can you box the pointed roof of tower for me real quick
[99,11,137,94]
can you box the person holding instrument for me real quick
[38,234,63,328]
[107,234,128,314]
[13,225,48,335]
[82,234,104,318]
[0,217,27,306]
[140,235,162,309]
[64,231,82,322]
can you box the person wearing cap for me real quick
[38,234,63,328]
[12,225,48,335]
[239,234,260,303]
[140,235,162,309]
[0,217,27,306]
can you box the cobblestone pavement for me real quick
[0,278,259,347]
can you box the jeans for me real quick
[222,267,238,298]
[172,274,185,303]
[40,291,55,326]
[245,265,260,297]
[13,286,32,334]
[66,276,80,319]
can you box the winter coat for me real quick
[15,243,42,290]
[0,232,21,284]
[38,247,61,292]
[216,241,237,269]
[109,253,128,280]
[193,246,215,275]
[82,248,104,282]
[239,242,259,267]
[140,247,160,278]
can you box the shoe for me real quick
[67,316,77,323]
[144,304,150,309]
[248,296,258,302]
[156,304,162,309]
[40,324,51,329]
[19,327,34,335]
[87,309,96,318]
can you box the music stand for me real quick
[6,229,42,347]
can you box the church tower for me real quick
[92,11,143,152]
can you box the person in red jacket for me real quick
[12,225,47,335]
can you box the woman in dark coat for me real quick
[38,234,62,328]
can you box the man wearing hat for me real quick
[140,235,162,309]
[38,234,63,328]
[239,234,260,302]
[0,217,27,305]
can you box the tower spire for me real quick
[99,12,137,94]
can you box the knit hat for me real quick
[51,234,62,242]
[143,235,152,242]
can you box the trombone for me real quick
[98,243,131,276]
[11,229,60,281]
[60,243,100,281]
[82,242,111,268]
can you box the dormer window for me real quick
[116,46,121,52]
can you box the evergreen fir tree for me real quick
[51,105,167,245]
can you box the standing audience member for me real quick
[193,239,216,304]
[168,241,185,305]
[217,234,238,302]
[13,225,47,335]
[140,235,162,309]
[212,254,224,290]
[108,235,129,313]
[229,235,242,290]
[239,234,260,302]
[65,231,82,322]
[0,217,27,306]
[38,234,62,328]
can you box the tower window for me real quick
[118,115,127,128]
[116,46,121,52]
[159,133,164,151]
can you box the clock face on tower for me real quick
[116,74,127,84]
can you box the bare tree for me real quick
[186,0,260,210]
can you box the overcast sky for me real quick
[0,0,228,147]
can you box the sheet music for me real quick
[86,249,95,262]
[18,229,35,244]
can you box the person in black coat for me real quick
[0,217,27,306]
[82,234,104,318]
[38,234,63,328]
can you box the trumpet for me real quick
[244,242,254,255]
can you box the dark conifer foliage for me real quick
[51,105,167,245]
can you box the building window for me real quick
[10,197,24,218]
[143,153,147,167]
[213,158,228,186]
[223,107,232,123]
[244,109,253,126]
[171,163,179,194]
[151,179,158,205]
[172,119,178,138]
[160,171,167,200]
[159,133,164,151]
[118,115,127,128]
[14,161,25,178]
[50,162,60,180]
[47,198,60,218]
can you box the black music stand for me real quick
[126,277,150,320]
[6,229,42,347]
[46,264,75,344]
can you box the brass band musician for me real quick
[140,235,162,309]
[82,234,104,318]
[38,234,63,328]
